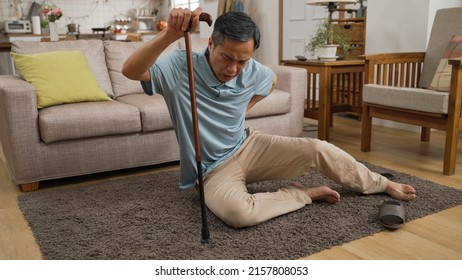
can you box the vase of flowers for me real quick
[42,2,63,42]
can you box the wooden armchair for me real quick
[360,7,462,175]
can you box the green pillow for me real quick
[11,50,111,108]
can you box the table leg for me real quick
[317,67,330,141]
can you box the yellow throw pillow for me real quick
[11,50,111,108]
[429,59,451,92]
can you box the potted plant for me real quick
[306,18,351,61]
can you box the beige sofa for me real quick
[0,39,307,191]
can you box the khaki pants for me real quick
[203,129,388,228]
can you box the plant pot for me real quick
[318,44,338,61]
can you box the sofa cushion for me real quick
[363,84,449,114]
[104,40,181,98]
[11,40,114,98]
[116,94,173,132]
[39,100,141,144]
[11,50,111,108]
[245,89,292,119]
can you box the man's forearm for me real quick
[122,29,180,81]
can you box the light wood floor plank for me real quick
[404,206,462,252]
[340,231,462,259]
[0,209,42,260]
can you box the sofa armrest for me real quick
[0,75,41,183]
[268,65,307,136]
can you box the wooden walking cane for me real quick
[184,12,213,243]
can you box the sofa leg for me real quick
[21,182,39,192]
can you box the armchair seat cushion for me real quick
[363,84,449,114]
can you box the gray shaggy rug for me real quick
[18,163,462,260]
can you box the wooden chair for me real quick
[360,7,462,175]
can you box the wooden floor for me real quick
[0,116,461,260]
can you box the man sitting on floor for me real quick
[122,7,416,228]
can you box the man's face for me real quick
[207,37,254,83]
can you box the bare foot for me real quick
[385,181,416,201]
[289,182,340,203]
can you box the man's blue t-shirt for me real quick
[147,48,274,189]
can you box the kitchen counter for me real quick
[0,31,160,52]
[0,34,42,52]
[0,42,11,52]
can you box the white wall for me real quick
[427,0,462,40]
[366,0,429,54]
[366,0,462,54]
[247,0,279,65]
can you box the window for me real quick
[171,0,200,10]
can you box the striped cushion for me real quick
[443,35,462,58]
[428,35,462,92]
[429,59,452,92]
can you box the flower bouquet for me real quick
[42,3,63,22]
[41,1,63,41]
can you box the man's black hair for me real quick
[211,11,261,50]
